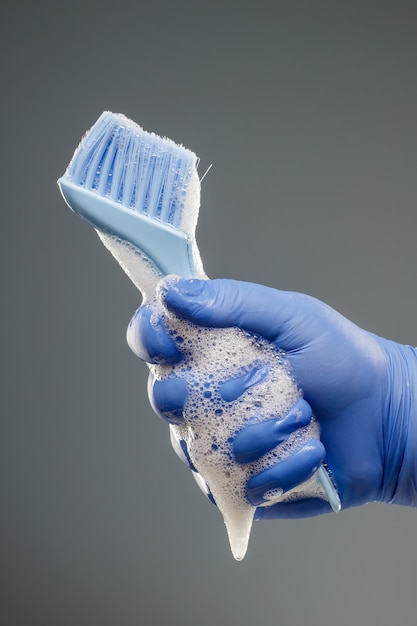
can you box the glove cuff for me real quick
[380,340,417,506]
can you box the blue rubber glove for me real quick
[128,303,326,514]
[128,278,417,518]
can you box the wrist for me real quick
[379,339,417,506]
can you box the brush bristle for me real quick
[65,112,198,228]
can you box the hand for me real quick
[127,299,326,515]
[128,278,417,518]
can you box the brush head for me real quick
[58,112,205,288]
[63,112,200,235]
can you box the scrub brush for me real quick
[58,112,340,560]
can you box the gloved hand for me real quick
[127,278,417,518]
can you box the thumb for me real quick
[162,278,326,351]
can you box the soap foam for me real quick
[97,231,164,299]
[151,298,326,560]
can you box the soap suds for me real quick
[150,295,327,560]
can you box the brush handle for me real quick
[59,181,197,278]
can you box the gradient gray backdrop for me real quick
[2,2,417,625]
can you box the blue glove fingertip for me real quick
[233,398,313,464]
[164,277,207,299]
[163,278,218,324]
[127,305,182,364]
[247,439,326,506]
[149,373,188,425]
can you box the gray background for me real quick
[2,1,417,625]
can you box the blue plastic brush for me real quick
[58,112,340,560]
